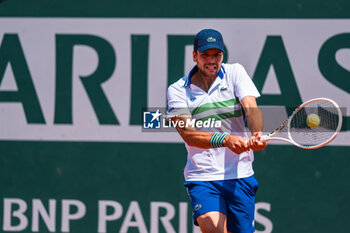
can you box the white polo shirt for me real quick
[167,63,260,181]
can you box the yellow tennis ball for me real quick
[307,113,320,128]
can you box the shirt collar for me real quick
[183,65,226,87]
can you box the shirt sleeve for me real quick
[167,84,187,109]
[232,63,260,101]
[166,84,191,119]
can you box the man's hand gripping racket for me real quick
[259,98,342,149]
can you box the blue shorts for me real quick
[184,176,259,233]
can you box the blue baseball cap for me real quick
[194,29,225,53]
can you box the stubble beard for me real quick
[198,65,219,79]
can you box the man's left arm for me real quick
[240,96,267,151]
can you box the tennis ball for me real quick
[306,113,320,128]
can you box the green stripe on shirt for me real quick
[196,109,243,122]
[190,98,240,116]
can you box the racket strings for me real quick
[289,100,340,147]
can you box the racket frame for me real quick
[260,97,342,149]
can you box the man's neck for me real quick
[191,71,216,93]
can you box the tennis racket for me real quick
[260,98,342,149]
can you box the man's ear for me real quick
[193,50,197,62]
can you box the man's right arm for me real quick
[171,115,249,154]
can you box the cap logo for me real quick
[207,37,216,42]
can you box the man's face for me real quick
[193,48,223,79]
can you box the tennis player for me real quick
[167,29,267,233]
